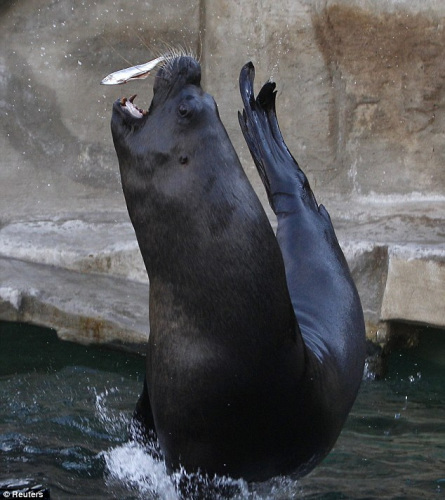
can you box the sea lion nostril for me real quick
[178,104,189,117]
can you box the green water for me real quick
[0,321,444,499]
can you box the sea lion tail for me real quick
[238,61,365,363]
[238,62,319,216]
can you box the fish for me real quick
[100,56,165,85]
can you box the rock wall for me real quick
[0,0,201,220]
[202,0,445,200]
[2,0,444,219]
[0,0,444,347]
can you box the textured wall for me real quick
[202,0,445,200]
[0,0,201,221]
[1,0,444,224]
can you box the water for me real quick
[1,321,444,499]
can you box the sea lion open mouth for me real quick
[111,53,201,123]
[119,94,147,119]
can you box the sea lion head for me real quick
[110,55,224,186]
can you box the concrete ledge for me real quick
[0,256,149,349]
[0,217,147,283]
[0,201,443,349]
[381,252,445,328]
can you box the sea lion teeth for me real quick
[118,95,144,118]
[125,100,143,118]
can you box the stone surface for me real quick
[331,195,445,339]
[312,1,445,196]
[0,0,444,348]
[0,205,443,348]
[0,0,201,222]
[0,217,147,282]
[0,255,149,349]
[203,0,445,200]
[381,253,445,328]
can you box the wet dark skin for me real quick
[110,56,366,482]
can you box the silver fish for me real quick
[100,56,165,85]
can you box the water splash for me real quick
[101,442,302,500]
[93,388,303,498]
[101,441,177,499]
[94,387,175,498]
[93,387,129,436]
[101,437,250,499]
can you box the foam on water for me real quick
[93,387,177,498]
[101,440,303,500]
[101,441,178,499]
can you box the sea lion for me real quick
[110,54,366,482]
